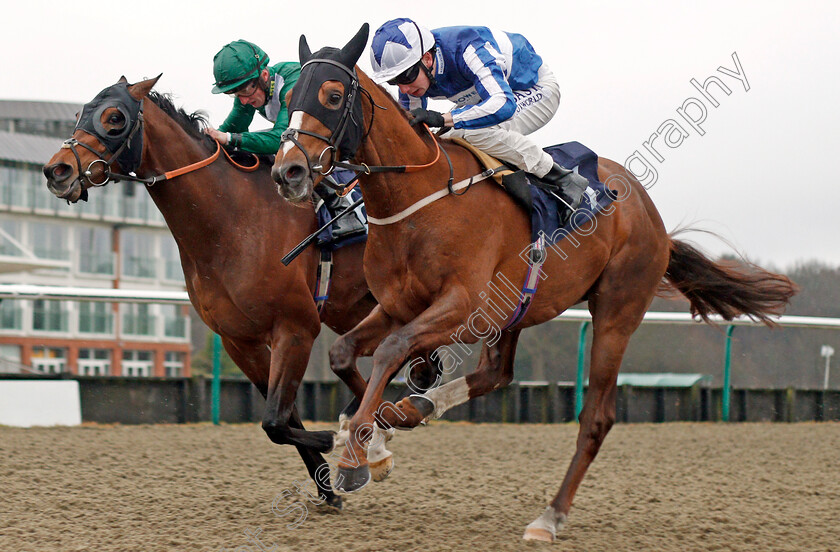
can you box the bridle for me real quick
[280,57,453,196]
[61,114,147,190]
[60,82,257,199]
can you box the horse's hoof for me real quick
[523,506,566,543]
[316,493,343,513]
[380,395,435,429]
[408,394,435,419]
[335,464,370,493]
[369,451,394,482]
[522,527,554,542]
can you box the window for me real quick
[7,166,33,209]
[32,300,69,332]
[33,168,57,211]
[0,165,12,206]
[102,186,121,219]
[162,305,187,338]
[78,302,113,334]
[78,227,114,275]
[122,303,155,336]
[0,344,22,374]
[0,299,23,330]
[31,346,67,374]
[32,222,70,264]
[160,237,183,282]
[0,219,24,257]
[78,348,111,376]
[164,352,184,377]
[122,350,153,377]
[122,183,144,220]
[121,230,156,278]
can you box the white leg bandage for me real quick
[366,422,395,464]
[421,377,471,419]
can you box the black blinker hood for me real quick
[75,82,144,173]
[287,48,364,161]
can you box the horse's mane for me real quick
[147,91,214,147]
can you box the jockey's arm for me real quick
[212,101,287,155]
[448,43,517,130]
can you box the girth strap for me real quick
[501,236,547,330]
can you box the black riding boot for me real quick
[314,181,366,240]
[539,163,589,211]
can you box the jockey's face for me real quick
[397,52,433,97]
[234,70,270,108]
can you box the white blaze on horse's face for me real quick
[282,111,304,156]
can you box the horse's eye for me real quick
[329,93,342,106]
[106,112,126,135]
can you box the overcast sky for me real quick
[4,1,837,269]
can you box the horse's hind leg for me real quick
[334,351,442,442]
[378,330,520,430]
[523,252,666,542]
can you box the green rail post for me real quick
[722,325,735,422]
[212,333,221,425]
[575,321,591,421]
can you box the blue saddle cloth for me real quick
[315,186,368,252]
[528,141,614,244]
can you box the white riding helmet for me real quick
[370,18,435,84]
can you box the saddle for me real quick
[445,137,534,214]
[445,137,615,246]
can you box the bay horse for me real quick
[273,25,797,541]
[41,76,440,511]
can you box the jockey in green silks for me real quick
[205,39,365,239]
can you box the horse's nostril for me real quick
[285,165,304,183]
[44,163,72,183]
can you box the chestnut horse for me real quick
[273,25,797,541]
[42,76,439,511]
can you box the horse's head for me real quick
[43,75,160,203]
[272,23,369,203]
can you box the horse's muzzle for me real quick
[272,160,312,203]
[43,162,84,202]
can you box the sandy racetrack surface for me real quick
[1,421,838,551]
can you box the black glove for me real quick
[409,108,446,128]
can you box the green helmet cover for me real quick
[212,40,269,94]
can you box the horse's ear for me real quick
[118,75,129,84]
[128,73,162,100]
[299,34,312,64]
[340,23,370,67]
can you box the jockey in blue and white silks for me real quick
[370,18,588,200]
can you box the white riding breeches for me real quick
[447,65,560,178]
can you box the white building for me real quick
[0,100,191,377]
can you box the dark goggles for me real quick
[387,62,422,86]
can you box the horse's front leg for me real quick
[336,289,471,492]
[329,305,404,481]
[262,323,334,454]
[331,305,398,447]
[222,335,341,509]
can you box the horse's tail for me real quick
[661,238,798,327]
